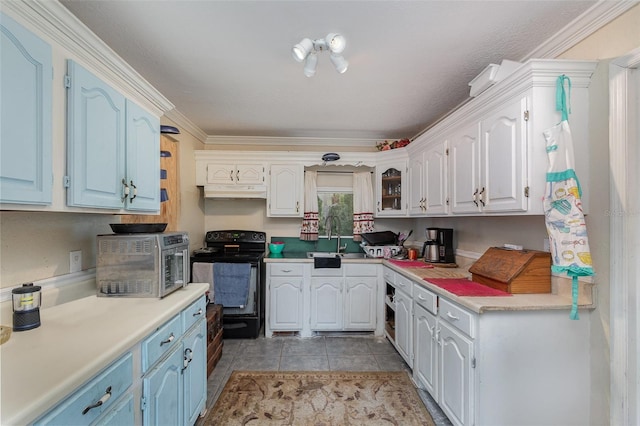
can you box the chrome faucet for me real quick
[325,215,347,253]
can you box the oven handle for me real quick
[181,249,190,285]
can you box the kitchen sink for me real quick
[306,252,367,259]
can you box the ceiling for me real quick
[60,0,604,144]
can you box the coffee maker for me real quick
[422,228,455,263]
[12,283,42,331]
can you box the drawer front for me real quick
[413,283,437,314]
[142,314,181,372]
[395,273,413,296]
[344,263,378,277]
[311,266,343,276]
[35,353,133,425]
[383,267,395,284]
[182,295,207,333]
[439,298,475,338]
[269,263,304,276]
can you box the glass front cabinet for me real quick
[375,154,407,217]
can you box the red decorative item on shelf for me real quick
[376,138,411,151]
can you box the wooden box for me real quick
[206,304,223,377]
[469,247,551,294]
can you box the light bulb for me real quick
[326,33,346,54]
[292,38,313,62]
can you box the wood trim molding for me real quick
[609,46,640,426]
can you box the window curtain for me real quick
[300,170,319,241]
[353,171,374,241]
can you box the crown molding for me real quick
[522,1,639,60]
[3,0,174,116]
[163,109,208,143]
[204,135,379,148]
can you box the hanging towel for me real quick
[213,263,251,308]
[353,171,375,242]
[543,75,594,320]
[192,262,214,300]
[300,170,319,241]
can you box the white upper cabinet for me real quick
[0,12,53,205]
[375,150,408,217]
[206,163,264,186]
[409,141,448,216]
[268,163,303,217]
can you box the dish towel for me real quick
[213,263,251,308]
[192,262,214,300]
[425,278,512,297]
[543,75,594,320]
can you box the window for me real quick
[316,172,353,237]
[317,191,353,236]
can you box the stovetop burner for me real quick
[192,230,267,262]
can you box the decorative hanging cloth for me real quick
[300,170,319,241]
[543,75,594,320]
[352,171,375,242]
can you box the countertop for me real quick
[263,252,595,315]
[0,283,209,425]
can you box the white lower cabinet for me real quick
[142,344,183,426]
[266,263,305,337]
[266,261,382,338]
[344,276,377,330]
[393,288,413,367]
[413,303,438,399]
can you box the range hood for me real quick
[203,184,267,199]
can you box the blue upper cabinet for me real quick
[66,60,126,209]
[126,99,160,211]
[0,12,53,205]
[66,61,160,211]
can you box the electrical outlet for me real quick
[70,250,82,273]
[543,238,550,252]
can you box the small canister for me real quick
[408,248,418,260]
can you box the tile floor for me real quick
[203,333,452,425]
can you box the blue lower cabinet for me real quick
[183,320,207,426]
[142,345,184,426]
[34,353,133,425]
[93,393,135,426]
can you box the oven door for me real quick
[161,246,188,297]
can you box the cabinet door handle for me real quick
[296,201,299,213]
[121,179,129,202]
[479,186,486,207]
[182,348,193,371]
[377,201,381,212]
[229,170,234,181]
[129,180,137,203]
[473,188,479,206]
[236,170,239,182]
[82,386,112,415]
[446,311,459,321]
[193,308,203,317]
[418,294,426,301]
[160,333,175,346]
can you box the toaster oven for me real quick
[96,232,190,298]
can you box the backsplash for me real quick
[270,237,363,253]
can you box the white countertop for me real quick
[0,283,209,425]
[383,262,595,314]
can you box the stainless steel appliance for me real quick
[191,230,266,339]
[422,227,455,263]
[96,232,190,298]
[12,283,42,331]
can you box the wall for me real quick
[556,4,640,425]
[0,211,114,288]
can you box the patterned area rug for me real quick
[204,370,435,425]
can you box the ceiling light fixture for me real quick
[292,33,348,77]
